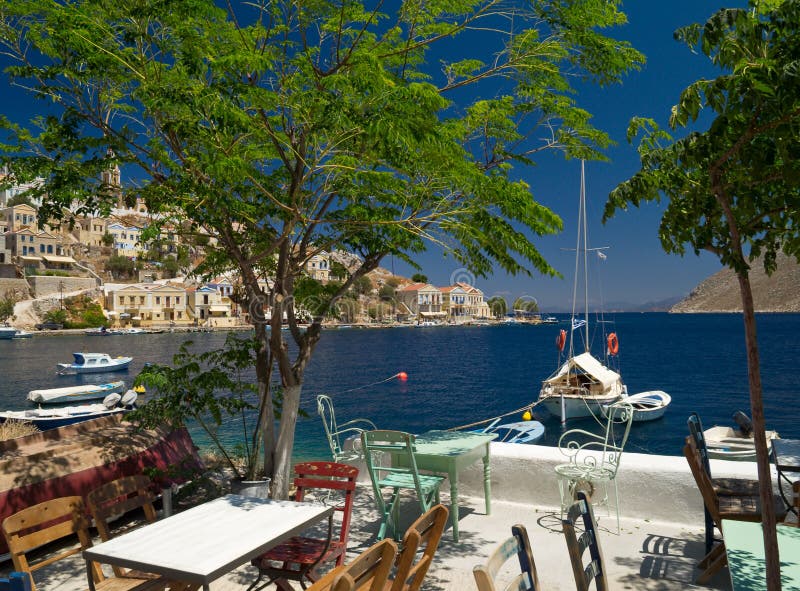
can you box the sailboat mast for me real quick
[581,161,589,350]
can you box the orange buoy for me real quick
[398,372,408,381]
[555,329,566,352]
[607,332,619,356]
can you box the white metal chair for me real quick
[554,401,634,533]
[317,394,377,463]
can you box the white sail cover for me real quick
[545,352,621,390]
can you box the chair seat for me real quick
[93,575,168,591]
[377,473,444,492]
[713,477,759,496]
[252,536,346,568]
[554,462,615,482]
[718,492,786,520]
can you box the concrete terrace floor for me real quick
[0,485,732,591]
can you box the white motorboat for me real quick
[57,352,133,374]
[704,411,779,461]
[12,330,32,339]
[27,380,126,404]
[0,326,17,340]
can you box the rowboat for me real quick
[478,418,545,444]
[605,390,671,422]
[27,380,126,404]
[704,412,780,461]
[0,414,201,557]
[0,392,137,431]
[57,352,133,374]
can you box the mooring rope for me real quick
[447,399,545,431]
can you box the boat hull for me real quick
[27,381,127,404]
[704,426,779,461]
[0,415,201,557]
[481,420,545,444]
[0,406,128,430]
[616,390,671,422]
[58,357,133,373]
[540,393,621,420]
[0,328,17,340]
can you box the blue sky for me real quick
[0,1,745,310]
[389,1,745,310]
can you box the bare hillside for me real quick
[671,253,800,313]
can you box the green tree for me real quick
[411,273,428,284]
[162,258,181,279]
[101,232,114,247]
[7,194,32,207]
[512,297,538,313]
[604,3,800,587]
[106,255,135,279]
[486,296,507,319]
[82,305,108,328]
[0,296,15,323]
[351,275,373,297]
[329,261,349,282]
[0,0,643,497]
[44,308,67,325]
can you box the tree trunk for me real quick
[253,321,275,479]
[736,270,781,591]
[272,382,302,499]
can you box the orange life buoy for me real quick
[556,329,566,352]
[607,332,619,356]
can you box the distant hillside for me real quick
[671,253,800,313]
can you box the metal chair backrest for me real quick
[317,394,377,462]
[557,401,634,478]
[293,461,359,562]
[562,491,607,591]
[391,504,449,591]
[474,524,539,591]
[1,496,104,591]
[330,538,398,591]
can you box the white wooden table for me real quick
[83,494,333,591]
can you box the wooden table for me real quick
[722,520,800,591]
[772,438,800,515]
[391,430,496,542]
[83,494,333,591]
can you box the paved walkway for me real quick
[1,487,731,591]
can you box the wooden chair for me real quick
[361,430,444,541]
[554,401,634,533]
[562,491,607,591]
[687,413,760,554]
[473,524,539,591]
[317,394,377,463]
[307,539,398,591]
[388,504,449,591]
[683,437,785,584]
[249,462,359,590]
[1,496,165,591]
[87,474,160,578]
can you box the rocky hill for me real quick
[671,252,800,313]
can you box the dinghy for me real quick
[704,411,779,461]
[0,391,137,431]
[27,380,126,404]
[57,352,133,374]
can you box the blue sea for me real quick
[0,313,797,460]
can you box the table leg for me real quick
[482,444,492,516]
[448,468,460,542]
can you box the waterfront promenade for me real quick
[0,441,759,590]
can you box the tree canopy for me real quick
[0,0,643,496]
[605,2,800,588]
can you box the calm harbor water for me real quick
[1,313,797,459]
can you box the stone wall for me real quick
[27,276,99,298]
[0,278,31,299]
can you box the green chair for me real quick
[361,430,444,541]
[317,394,377,463]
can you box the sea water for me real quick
[0,313,796,460]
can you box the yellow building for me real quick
[105,283,189,325]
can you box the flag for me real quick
[571,318,586,331]
[597,251,607,260]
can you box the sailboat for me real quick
[537,162,627,423]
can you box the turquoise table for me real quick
[392,430,497,542]
[722,520,800,590]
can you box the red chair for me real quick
[249,462,359,590]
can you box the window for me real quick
[203,295,209,305]
[119,296,124,305]
[156,296,161,304]
[139,296,145,305]
[22,246,27,255]
[47,245,53,254]
[40,244,45,253]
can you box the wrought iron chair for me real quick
[554,401,634,533]
[361,430,444,541]
[317,394,377,463]
[389,504,449,591]
[249,461,359,590]
[473,524,539,591]
[562,491,607,591]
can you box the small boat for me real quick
[27,380,126,404]
[607,390,671,422]
[0,326,17,340]
[57,352,133,374]
[704,411,780,461]
[0,391,137,431]
[12,330,32,339]
[123,327,145,334]
[478,418,545,444]
[85,326,110,336]
[541,316,559,324]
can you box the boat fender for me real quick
[555,329,566,352]
[522,410,532,421]
[120,390,138,407]
[607,332,619,356]
[102,392,122,409]
[732,411,753,437]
